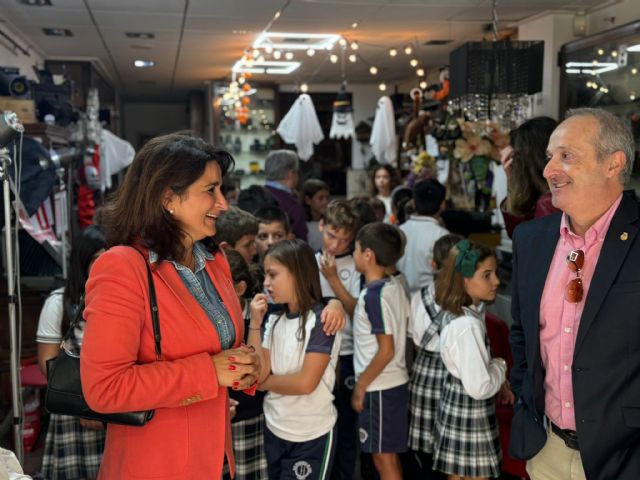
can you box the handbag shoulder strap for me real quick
[131,247,163,361]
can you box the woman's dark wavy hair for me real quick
[369,164,400,197]
[507,116,558,217]
[100,133,234,262]
[62,225,106,332]
[301,178,329,221]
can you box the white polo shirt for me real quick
[262,305,341,442]
[353,276,410,392]
[316,250,362,356]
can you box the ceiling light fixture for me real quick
[42,27,73,37]
[253,32,341,51]
[232,59,301,75]
[19,0,52,5]
[126,32,155,39]
[134,60,155,68]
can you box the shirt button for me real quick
[564,327,572,333]
[565,402,571,408]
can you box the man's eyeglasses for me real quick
[565,249,584,303]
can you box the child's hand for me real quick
[497,381,515,405]
[229,398,239,419]
[319,252,338,279]
[249,293,269,324]
[321,299,346,335]
[351,384,365,413]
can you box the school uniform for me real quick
[353,275,410,454]
[262,305,341,480]
[315,250,362,479]
[432,306,506,478]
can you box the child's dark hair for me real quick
[323,200,359,234]
[265,239,323,345]
[435,240,495,315]
[432,233,465,272]
[237,185,279,214]
[214,207,259,246]
[62,225,107,332]
[368,197,386,222]
[254,206,291,233]
[413,179,446,216]
[348,195,377,227]
[356,222,405,267]
[369,164,400,196]
[391,186,413,225]
[225,249,263,299]
[301,178,330,221]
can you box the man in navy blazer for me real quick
[509,108,639,480]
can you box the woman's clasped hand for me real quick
[212,345,261,390]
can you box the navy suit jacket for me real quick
[509,192,640,480]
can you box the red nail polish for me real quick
[228,356,236,362]
[228,365,236,371]
[232,381,239,388]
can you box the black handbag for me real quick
[45,249,162,426]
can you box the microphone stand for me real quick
[0,146,23,464]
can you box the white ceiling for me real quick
[0,0,609,101]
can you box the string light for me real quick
[330,54,338,63]
[338,37,347,47]
[307,48,316,56]
[419,80,428,89]
[350,41,359,50]
[285,51,294,60]
[389,48,397,57]
[349,54,357,62]
[352,22,359,28]
[300,83,309,93]
[252,49,260,58]
[611,50,618,57]
[597,48,604,55]
[273,50,282,59]
[265,45,273,54]
[410,58,418,67]
[416,67,425,76]
[404,45,413,55]
[632,68,638,75]
[369,66,378,75]
[238,76,246,84]
[379,82,387,91]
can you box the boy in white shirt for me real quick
[315,200,362,480]
[352,222,410,480]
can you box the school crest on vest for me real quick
[293,460,312,479]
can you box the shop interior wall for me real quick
[0,22,44,83]
[122,102,189,150]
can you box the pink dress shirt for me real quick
[539,194,622,430]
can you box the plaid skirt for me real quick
[41,413,105,480]
[222,414,268,480]
[408,349,447,453]
[432,375,501,478]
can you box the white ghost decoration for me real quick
[276,94,324,161]
[370,96,396,165]
[329,90,355,139]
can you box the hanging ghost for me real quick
[370,96,397,165]
[329,87,355,139]
[276,93,324,161]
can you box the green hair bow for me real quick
[454,240,481,278]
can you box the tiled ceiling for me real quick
[0,0,609,101]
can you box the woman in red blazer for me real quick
[80,134,261,479]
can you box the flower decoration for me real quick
[412,150,437,178]
[453,135,492,162]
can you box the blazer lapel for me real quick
[575,195,639,355]
[153,260,223,351]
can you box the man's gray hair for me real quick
[265,149,299,181]
[565,107,635,185]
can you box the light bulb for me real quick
[273,50,282,59]
[352,22,359,28]
[416,68,425,76]
[238,76,245,84]
[349,54,357,63]
[389,48,397,57]
[338,38,347,47]
[379,82,386,91]
[410,58,418,67]
[632,68,638,75]
[265,45,273,54]
[597,48,604,55]
[307,48,316,57]
[611,50,618,57]
[404,45,413,55]
[300,83,309,93]
[369,66,378,75]
[252,49,260,58]
[285,51,294,60]
[350,41,358,50]
[330,54,338,63]
[631,94,636,101]
[419,80,428,89]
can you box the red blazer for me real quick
[81,245,244,479]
